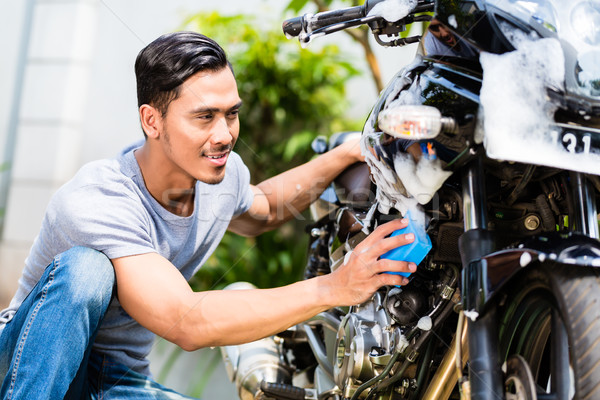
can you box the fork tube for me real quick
[462,157,488,231]
[570,172,599,239]
[460,158,504,400]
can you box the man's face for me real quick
[157,67,242,185]
[428,20,457,48]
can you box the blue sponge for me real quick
[380,211,432,277]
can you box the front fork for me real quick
[459,157,504,400]
[570,171,599,239]
[456,161,599,400]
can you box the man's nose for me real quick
[211,117,233,144]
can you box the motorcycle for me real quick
[222,0,600,399]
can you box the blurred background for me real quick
[0,0,422,397]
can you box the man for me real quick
[0,32,416,399]
[423,18,477,59]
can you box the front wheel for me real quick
[498,262,600,400]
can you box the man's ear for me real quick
[139,104,162,139]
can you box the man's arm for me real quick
[228,139,363,236]
[111,218,416,351]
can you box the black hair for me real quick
[135,31,232,117]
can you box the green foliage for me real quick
[182,12,363,291]
[286,0,362,13]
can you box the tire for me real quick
[497,261,600,400]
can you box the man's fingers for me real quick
[363,232,415,259]
[375,259,417,275]
[358,218,409,248]
[373,271,410,287]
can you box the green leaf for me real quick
[286,0,311,12]
[283,131,316,161]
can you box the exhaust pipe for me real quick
[221,282,292,400]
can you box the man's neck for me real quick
[134,144,196,217]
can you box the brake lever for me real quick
[299,15,380,45]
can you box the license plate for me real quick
[485,123,600,175]
[553,123,600,156]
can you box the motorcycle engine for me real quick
[333,291,405,390]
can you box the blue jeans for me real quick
[0,247,195,399]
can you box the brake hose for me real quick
[350,351,401,400]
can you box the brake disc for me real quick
[504,355,537,400]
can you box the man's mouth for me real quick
[444,37,456,46]
[206,153,227,159]
[203,148,231,167]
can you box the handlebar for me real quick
[283,0,435,44]
[282,5,365,38]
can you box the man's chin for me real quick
[204,177,225,185]
[198,169,226,185]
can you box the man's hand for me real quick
[320,218,417,307]
[336,137,365,164]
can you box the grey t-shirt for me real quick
[0,145,254,375]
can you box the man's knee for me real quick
[54,247,115,310]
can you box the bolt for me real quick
[524,215,540,231]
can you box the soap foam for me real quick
[480,34,600,174]
[367,0,417,22]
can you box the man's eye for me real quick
[227,110,240,118]
[198,114,213,120]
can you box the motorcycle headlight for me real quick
[377,105,445,140]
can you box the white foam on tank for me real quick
[480,34,600,174]
[367,0,417,22]
[360,56,451,220]
[386,70,425,108]
[361,130,450,216]
[394,153,452,205]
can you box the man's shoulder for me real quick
[79,150,137,185]
[51,153,142,211]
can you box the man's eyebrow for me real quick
[189,101,243,115]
